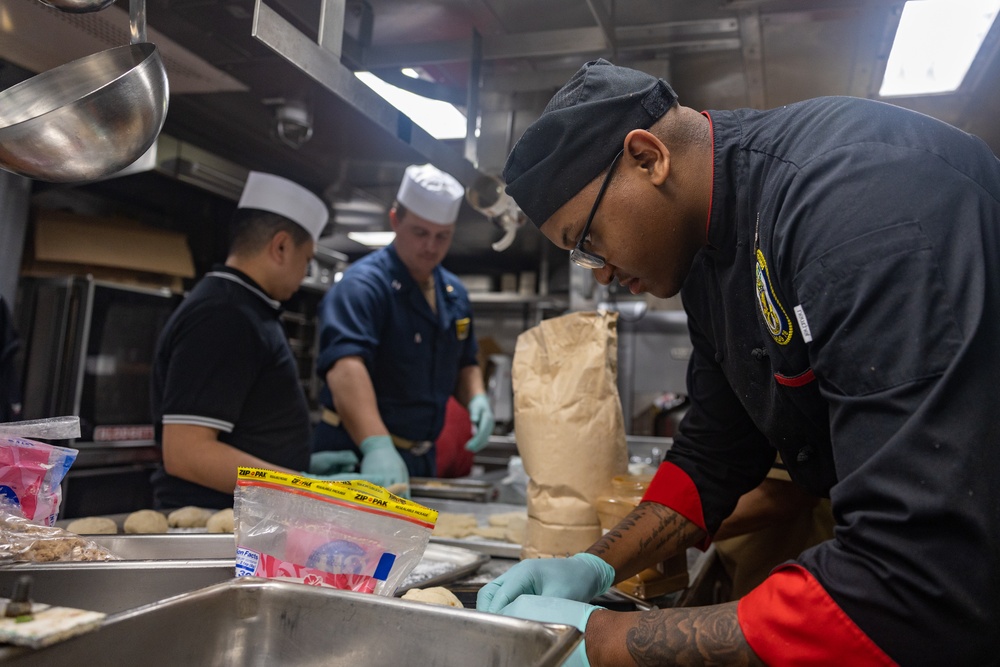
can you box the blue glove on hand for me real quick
[308,450,359,475]
[359,435,409,495]
[498,595,601,667]
[465,393,495,452]
[476,552,615,613]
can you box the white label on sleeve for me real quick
[793,305,813,343]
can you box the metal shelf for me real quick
[469,292,569,309]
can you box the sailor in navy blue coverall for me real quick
[312,164,493,494]
[476,59,1000,666]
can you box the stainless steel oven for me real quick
[14,276,180,517]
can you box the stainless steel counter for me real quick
[476,433,673,469]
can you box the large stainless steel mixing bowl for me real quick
[37,0,117,13]
[0,42,168,183]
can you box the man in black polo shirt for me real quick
[150,172,339,509]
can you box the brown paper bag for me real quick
[512,310,628,558]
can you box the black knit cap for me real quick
[502,59,678,227]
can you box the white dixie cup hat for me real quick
[238,171,329,242]
[396,163,464,225]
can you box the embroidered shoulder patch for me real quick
[755,248,793,345]
[455,317,470,341]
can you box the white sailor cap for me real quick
[237,171,329,242]
[396,163,464,225]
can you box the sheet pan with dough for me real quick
[417,499,527,559]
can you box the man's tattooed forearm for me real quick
[591,502,701,558]
[627,603,765,667]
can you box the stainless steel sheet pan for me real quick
[421,498,527,559]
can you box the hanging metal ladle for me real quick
[37,0,116,14]
[0,0,169,183]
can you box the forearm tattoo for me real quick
[591,501,702,561]
[627,603,765,666]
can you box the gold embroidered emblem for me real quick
[755,248,793,345]
[455,317,470,341]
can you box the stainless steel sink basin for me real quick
[1,577,580,666]
[0,538,487,615]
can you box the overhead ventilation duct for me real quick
[154,135,248,201]
[248,0,488,189]
[0,0,248,95]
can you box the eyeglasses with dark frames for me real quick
[569,149,625,270]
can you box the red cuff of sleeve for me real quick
[738,564,897,666]
[641,462,709,549]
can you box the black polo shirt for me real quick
[150,266,310,509]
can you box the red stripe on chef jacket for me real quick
[739,563,898,666]
[641,461,710,550]
[774,368,816,387]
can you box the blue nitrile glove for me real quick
[308,450,359,475]
[359,435,409,493]
[465,393,495,452]
[498,595,602,667]
[477,552,615,613]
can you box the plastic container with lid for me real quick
[594,474,689,600]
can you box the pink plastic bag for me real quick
[0,436,78,526]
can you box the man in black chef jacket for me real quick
[150,171,336,510]
[476,59,1000,666]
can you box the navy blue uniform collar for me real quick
[383,244,458,293]
[205,265,283,313]
[384,244,439,290]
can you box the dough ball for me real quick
[503,516,527,545]
[470,525,508,541]
[504,526,526,544]
[432,513,478,539]
[65,517,118,535]
[124,510,168,534]
[167,506,213,528]
[487,511,526,528]
[206,508,234,533]
[401,586,463,608]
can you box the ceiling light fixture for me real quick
[347,231,396,247]
[880,0,1000,97]
[355,71,467,140]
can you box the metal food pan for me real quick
[0,560,236,615]
[0,543,486,614]
[399,543,489,591]
[0,578,580,667]
[89,533,235,559]
[86,536,488,591]
[53,534,488,587]
[411,477,499,502]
